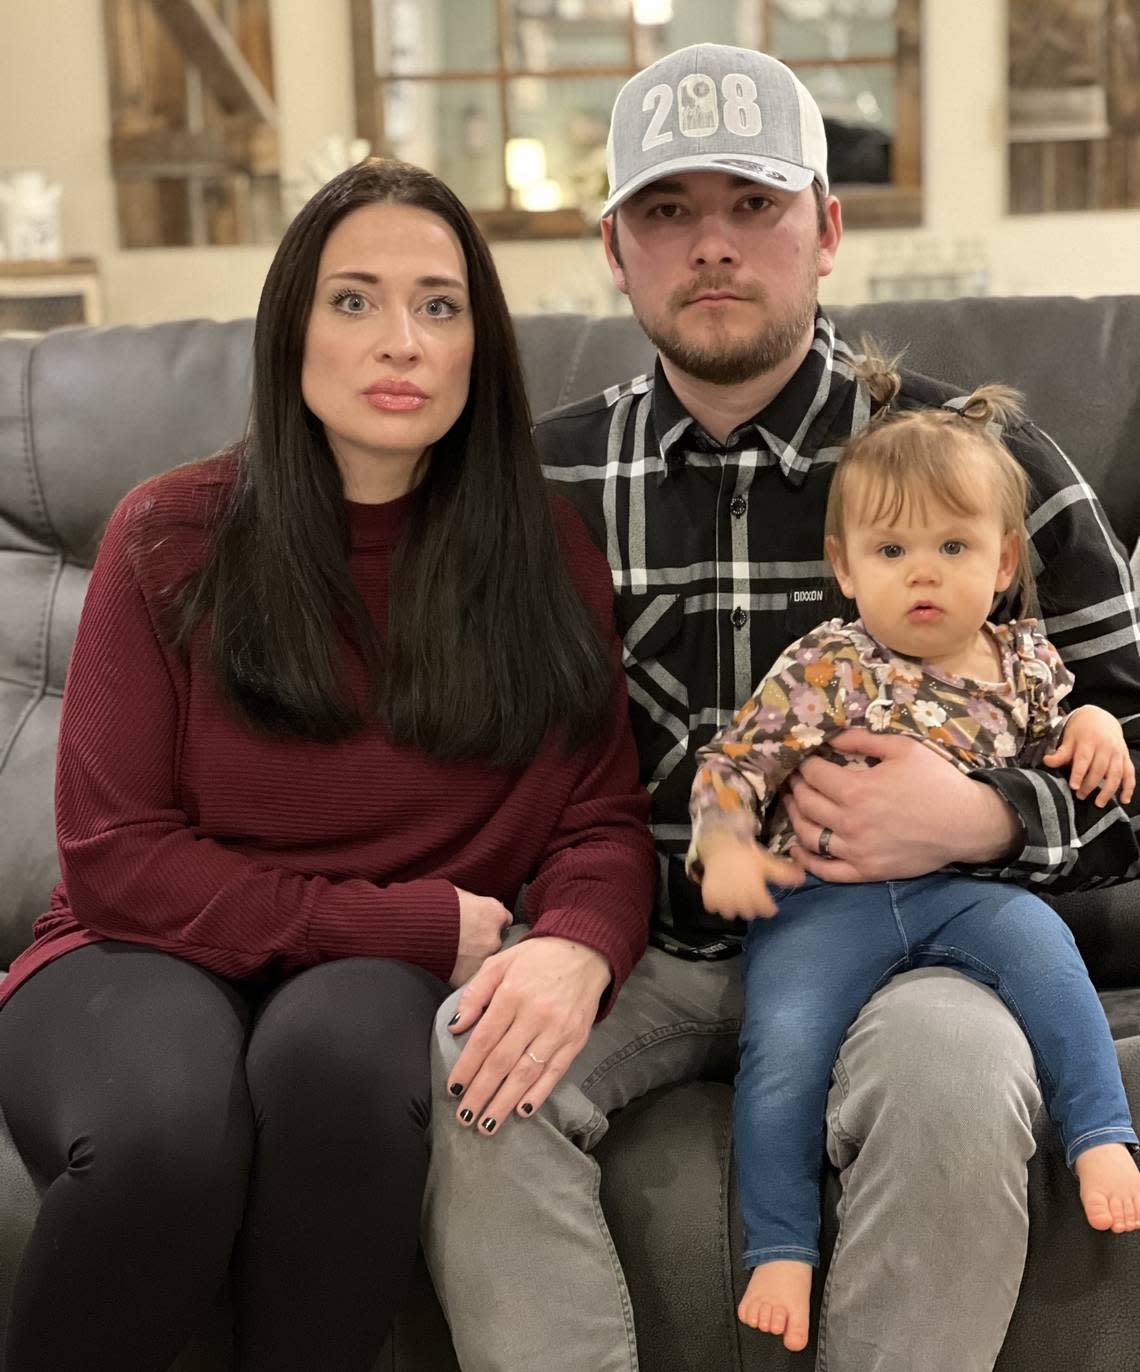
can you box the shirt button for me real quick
[731,606,747,630]
[729,494,747,518]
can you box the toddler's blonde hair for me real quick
[825,343,1037,617]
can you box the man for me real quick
[423,44,1140,1371]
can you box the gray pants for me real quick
[423,940,1042,1372]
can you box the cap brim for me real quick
[601,152,816,218]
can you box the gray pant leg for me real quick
[422,935,741,1372]
[820,968,1042,1372]
[426,954,1041,1372]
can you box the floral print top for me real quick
[687,617,1074,867]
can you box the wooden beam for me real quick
[892,0,921,191]
[112,120,278,176]
[349,0,379,145]
[103,0,150,132]
[149,0,276,125]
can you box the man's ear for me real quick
[817,194,843,279]
[601,216,629,295]
[826,534,855,598]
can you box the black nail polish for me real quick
[459,1109,474,1123]
[447,1012,461,1026]
[481,1116,497,1133]
[520,1102,534,1116]
[449,1082,464,1097]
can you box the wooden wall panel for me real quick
[103,0,279,246]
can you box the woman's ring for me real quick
[526,1049,547,1066]
[818,826,834,858]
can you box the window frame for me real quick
[350,0,921,236]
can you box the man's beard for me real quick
[636,274,818,386]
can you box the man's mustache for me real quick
[668,276,764,309]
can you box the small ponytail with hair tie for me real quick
[854,335,903,411]
[941,383,1025,436]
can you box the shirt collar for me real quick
[650,311,868,486]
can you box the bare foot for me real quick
[1074,1142,1140,1233]
[738,1259,812,1353]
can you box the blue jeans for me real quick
[736,873,1138,1269]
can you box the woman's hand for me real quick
[449,887,513,989]
[445,937,611,1135]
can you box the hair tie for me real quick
[940,396,1004,441]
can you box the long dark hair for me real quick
[174,158,611,766]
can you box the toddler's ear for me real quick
[994,531,1019,594]
[826,535,855,598]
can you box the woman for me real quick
[0,159,655,1372]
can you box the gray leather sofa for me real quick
[2,297,1140,1371]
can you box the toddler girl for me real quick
[689,374,1140,1354]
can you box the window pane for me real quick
[382,80,505,210]
[506,75,624,212]
[374,0,500,75]
[634,0,757,67]
[796,62,894,184]
[505,0,630,72]
[769,0,897,63]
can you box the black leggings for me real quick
[0,943,447,1372]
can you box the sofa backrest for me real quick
[2,296,1140,963]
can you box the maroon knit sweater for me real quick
[1,456,655,1012]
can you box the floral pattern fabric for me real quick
[688,617,1074,867]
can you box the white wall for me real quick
[2,0,1138,324]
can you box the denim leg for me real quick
[896,874,1139,1165]
[735,878,906,1268]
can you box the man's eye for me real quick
[648,203,683,219]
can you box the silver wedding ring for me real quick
[526,1049,547,1066]
[818,825,834,858]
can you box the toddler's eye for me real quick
[880,544,904,559]
[942,540,965,555]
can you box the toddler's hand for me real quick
[697,833,805,920]
[1043,705,1135,808]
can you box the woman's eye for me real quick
[423,297,458,318]
[333,291,368,314]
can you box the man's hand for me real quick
[446,936,611,1136]
[1044,705,1136,808]
[698,831,804,919]
[785,730,1023,882]
[449,887,513,988]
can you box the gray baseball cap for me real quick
[602,43,829,218]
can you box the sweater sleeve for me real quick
[55,498,460,984]
[521,506,657,1017]
[686,626,854,873]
